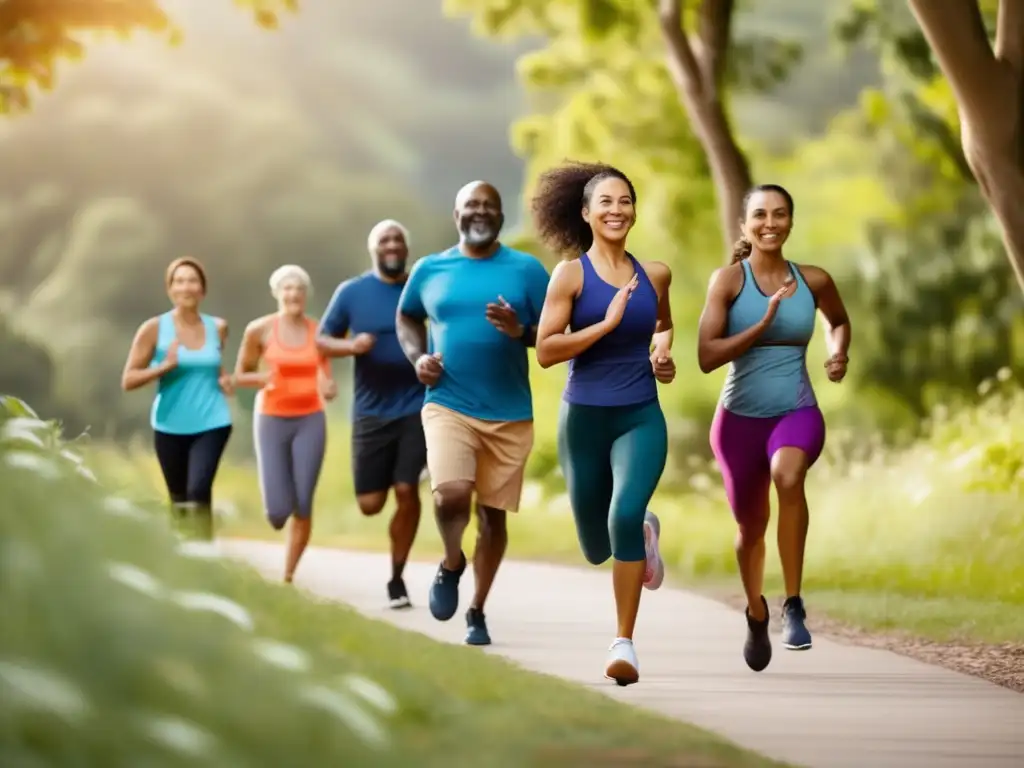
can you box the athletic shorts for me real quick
[351,413,427,495]
[421,402,534,512]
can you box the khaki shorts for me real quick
[421,403,534,512]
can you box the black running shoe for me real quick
[744,595,772,672]
[387,578,412,610]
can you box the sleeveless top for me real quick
[150,312,232,435]
[257,316,325,418]
[563,253,659,407]
[720,260,817,418]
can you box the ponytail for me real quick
[731,236,752,264]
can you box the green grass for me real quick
[87,368,1024,646]
[0,401,787,767]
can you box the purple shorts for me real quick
[709,405,826,525]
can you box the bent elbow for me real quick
[536,349,555,369]
[697,352,715,375]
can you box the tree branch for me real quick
[996,0,1024,74]
[694,0,734,97]
[907,0,1004,124]
[658,0,701,94]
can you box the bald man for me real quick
[396,181,550,646]
[318,220,427,611]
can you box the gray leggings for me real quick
[254,410,327,530]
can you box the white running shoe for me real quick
[643,510,665,591]
[605,638,640,686]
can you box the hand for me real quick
[651,348,675,384]
[162,339,180,371]
[414,353,443,386]
[761,277,795,327]
[825,353,848,383]
[604,274,639,330]
[351,333,376,355]
[486,296,524,338]
[320,378,338,401]
[218,373,235,396]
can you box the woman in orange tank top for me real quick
[235,264,336,583]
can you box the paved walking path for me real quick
[224,540,1024,768]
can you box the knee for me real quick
[476,506,507,541]
[356,492,388,517]
[433,481,473,514]
[267,511,290,531]
[770,464,807,495]
[581,543,611,566]
[609,509,646,563]
[736,520,768,549]
[393,484,421,512]
[185,487,212,506]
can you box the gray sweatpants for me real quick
[254,410,327,530]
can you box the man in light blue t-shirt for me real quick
[396,180,550,647]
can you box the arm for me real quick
[804,266,851,359]
[316,282,360,358]
[697,266,769,374]
[396,260,429,365]
[233,320,269,388]
[121,318,169,391]
[646,261,674,353]
[521,259,551,349]
[535,260,612,368]
[216,317,231,377]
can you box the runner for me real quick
[121,257,234,541]
[396,181,550,645]
[235,265,334,583]
[529,161,674,686]
[317,220,426,609]
[697,183,851,671]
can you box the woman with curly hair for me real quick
[532,161,675,687]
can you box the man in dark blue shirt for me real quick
[317,219,426,609]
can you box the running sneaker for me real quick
[744,595,772,672]
[428,552,465,621]
[605,638,640,686]
[464,607,492,646]
[387,578,412,610]
[781,595,812,650]
[642,510,665,590]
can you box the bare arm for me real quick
[535,260,613,368]
[121,318,170,391]
[803,266,851,359]
[233,319,270,388]
[697,265,770,374]
[216,318,230,377]
[396,311,428,366]
[646,261,674,353]
[317,334,362,358]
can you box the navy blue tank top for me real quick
[563,253,659,407]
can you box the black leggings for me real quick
[153,426,232,506]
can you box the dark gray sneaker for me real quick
[387,578,411,610]
[781,595,812,650]
[744,595,772,672]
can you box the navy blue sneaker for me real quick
[428,552,465,621]
[464,607,492,646]
[781,596,812,650]
[744,595,772,672]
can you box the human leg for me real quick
[768,406,826,650]
[153,430,191,506]
[184,425,232,541]
[464,417,533,646]
[388,413,428,607]
[254,414,298,535]
[351,416,398,516]
[710,406,775,671]
[421,404,478,621]
[557,401,615,566]
[603,402,668,686]
[284,411,327,583]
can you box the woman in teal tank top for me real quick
[697,185,852,672]
[121,257,234,540]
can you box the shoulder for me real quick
[503,246,546,268]
[641,259,671,289]
[795,263,832,292]
[332,272,369,298]
[244,314,274,339]
[706,262,744,297]
[136,315,162,340]
[549,258,583,294]
[407,251,447,278]
[212,316,228,335]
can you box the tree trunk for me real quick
[658,0,752,262]
[908,0,1024,292]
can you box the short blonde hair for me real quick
[269,264,312,298]
[367,219,410,255]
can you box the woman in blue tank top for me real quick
[697,184,851,672]
[121,257,234,540]
[532,161,676,687]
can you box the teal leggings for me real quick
[557,399,668,564]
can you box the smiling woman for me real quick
[119,257,234,541]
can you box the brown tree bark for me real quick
[658,0,752,262]
[908,0,1024,292]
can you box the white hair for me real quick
[367,219,410,255]
[269,264,312,298]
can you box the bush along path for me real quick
[227,541,1024,768]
